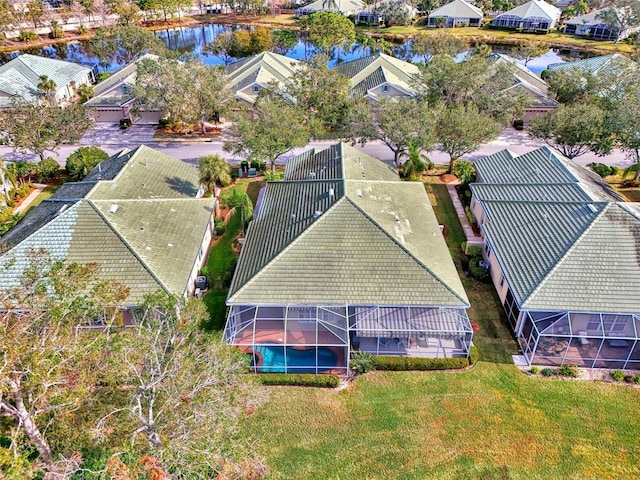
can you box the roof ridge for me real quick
[228,197,348,302]
[344,197,469,306]
[522,203,606,307]
[87,199,171,296]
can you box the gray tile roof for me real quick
[228,143,469,307]
[470,183,590,203]
[0,145,214,304]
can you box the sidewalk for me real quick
[14,184,47,215]
[445,181,483,248]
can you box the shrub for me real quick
[512,119,524,130]
[77,24,87,34]
[466,245,483,257]
[624,375,635,383]
[622,179,638,188]
[634,375,640,385]
[18,30,39,42]
[530,366,540,374]
[556,364,578,377]
[36,158,60,182]
[541,368,554,377]
[214,217,226,236]
[468,345,479,365]
[468,255,490,282]
[264,170,284,181]
[66,146,109,180]
[464,206,476,225]
[49,20,64,39]
[611,369,624,381]
[159,118,171,128]
[350,351,375,375]
[587,162,617,178]
[120,118,132,129]
[452,160,476,185]
[257,374,340,388]
[372,356,468,371]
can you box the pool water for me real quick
[250,345,338,373]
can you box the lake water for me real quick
[0,23,590,74]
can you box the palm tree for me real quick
[225,187,253,236]
[37,75,57,105]
[198,154,231,194]
[77,84,95,103]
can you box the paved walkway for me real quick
[446,182,483,247]
[13,184,47,215]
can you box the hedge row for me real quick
[372,356,469,371]
[257,373,340,388]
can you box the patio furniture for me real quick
[608,339,630,348]
[392,337,405,347]
[378,338,389,349]
[577,331,590,346]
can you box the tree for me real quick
[608,95,640,180]
[272,29,298,55]
[25,0,44,28]
[77,83,95,103]
[411,31,466,63]
[65,146,109,179]
[0,100,94,160]
[597,0,640,42]
[402,142,432,180]
[36,75,57,105]
[49,19,64,39]
[199,154,231,193]
[111,0,141,24]
[376,0,415,26]
[98,291,265,478]
[89,24,166,65]
[0,0,14,34]
[0,251,129,473]
[224,96,312,171]
[347,98,436,167]
[204,30,237,65]
[35,157,60,182]
[132,56,233,135]
[434,104,500,172]
[299,11,355,55]
[529,103,613,159]
[225,186,254,235]
[273,54,352,133]
[543,66,599,104]
[510,42,548,66]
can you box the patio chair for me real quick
[378,338,389,349]
[392,337,405,347]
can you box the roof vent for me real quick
[328,188,334,197]
[356,189,362,197]
[167,243,173,247]
[587,203,598,213]
[108,204,119,214]
[313,210,323,219]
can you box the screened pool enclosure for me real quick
[520,311,640,369]
[224,304,474,373]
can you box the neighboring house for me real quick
[490,0,562,31]
[470,146,640,369]
[226,52,301,109]
[563,7,640,41]
[334,52,420,101]
[427,0,483,27]
[295,0,365,17]
[0,54,95,107]
[488,54,559,123]
[355,0,418,25]
[0,145,215,313]
[223,143,473,374]
[85,54,161,124]
[544,53,638,77]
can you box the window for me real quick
[382,85,389,93]
[499,277,504,289]
[253,85,260,93]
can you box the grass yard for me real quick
[242,171,640,479]
[245,364,640,479]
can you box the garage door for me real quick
[96,108,125,123]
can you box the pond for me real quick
[0,23,593,74]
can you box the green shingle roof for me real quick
[470,183,590,203]
[228,143,468,307]
[0,146,214,304]
[546,54,636,76]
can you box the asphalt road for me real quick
[0,124,632,169]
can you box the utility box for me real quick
[196,275,207,290]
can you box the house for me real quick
[427,0,483,27]
[226,52,301,109]
[85,54,161,124]
[223,143,473,374]
[563,7,640,41]
[544,53,637,77]
[0,54,95,107]
[470,146,640,369]
[0,145,215,311]
[295,0,365,17]
[488,54,559,123]
[355,0,418,25]
[490,0,562,31]
[334,52,420,101]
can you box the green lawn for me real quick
[241,173,640,479]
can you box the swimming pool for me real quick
[250,345,339,373]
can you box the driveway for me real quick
[79,123,158,146]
